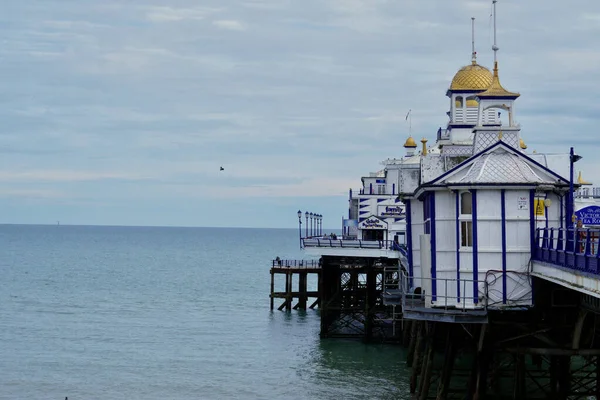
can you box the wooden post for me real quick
[406,320,421,367]
[419,323,435,400]
[270,269,275,310]
[436,328,455,400]
[298,271,308,310]
[596,356,600,399]
[410,322,424,394]
[402,319,412,346]
[286,271,293,311]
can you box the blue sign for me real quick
[575,205,600,226]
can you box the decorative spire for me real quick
[421,138,428,156]
[498,130,503,141]
[492,0,499,64]
[471,17,477,65]
[477,62,520,98]
[578,171,592,185]
[519,138,527,149]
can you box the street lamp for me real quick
[567,147,582,251]
[310,212,314,237]
[305,211,309,237]
[318,214,322,235]
[297,210,302,249]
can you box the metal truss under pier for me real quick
[318,255,402,342]
[403,278,600,400]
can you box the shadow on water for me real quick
[306,339,411,400]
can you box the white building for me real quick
[305,11,600,319]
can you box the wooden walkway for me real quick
[270,259,321,311]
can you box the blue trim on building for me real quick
[501,189,507,304]
[359,211,370,215]
[530,190,535,256]
[406,200,413,287]
[455,191,461,302]
[377,198,387,203]
[392,183,395,195]
[472,189,478,304]
[430,193,437,301]
[544,193,549,229]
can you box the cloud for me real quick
[1,0,600,227]
[213,20,246,31]
[0,170,151,183]
[144,6,221,22]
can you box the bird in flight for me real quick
[220,166,224,171]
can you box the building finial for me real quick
[471,17,477,64]
[498,130,503,141]
[492,0,499,64]
[421,138,428,156]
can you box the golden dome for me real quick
[519,138,527,149]
[404,136,417,148]
[450,61,493,91]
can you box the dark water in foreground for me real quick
[1,225,410,399]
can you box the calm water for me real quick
[0,225,409,399]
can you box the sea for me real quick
[0,225,410,400]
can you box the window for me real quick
[461,192,472,215]
[461,221,473,247]
[459,192,473,247]
[377,185,386,194]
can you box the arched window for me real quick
[454,96,464,108]
[460,192,473,247]
[465,96,478,107]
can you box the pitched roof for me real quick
[424,141,570,188]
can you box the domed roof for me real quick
[450,61,493,91]
[404,136,417,148]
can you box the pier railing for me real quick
[302,238,406,254]
[400,271,488,311]
[271,259,320,268]
[534,228,600,274]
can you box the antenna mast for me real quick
[492,0,498,63]
[471,17,476,63]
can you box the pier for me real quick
[268,1,600,397]
[270,255,403,342]
[270,259,320,311]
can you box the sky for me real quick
[1,0,599,228]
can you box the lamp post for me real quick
[319,214,322,235]
[567,147,582,251]
[305,211,309,238]
[316,214,320,236]
[310,212,314,237]
[297,210,302,249]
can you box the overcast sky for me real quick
[1,0,599,228]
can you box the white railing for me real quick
[400,270,488,312]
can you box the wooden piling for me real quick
[270,269,275,310]
[410,321,425,394]
[270,259,321,312]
